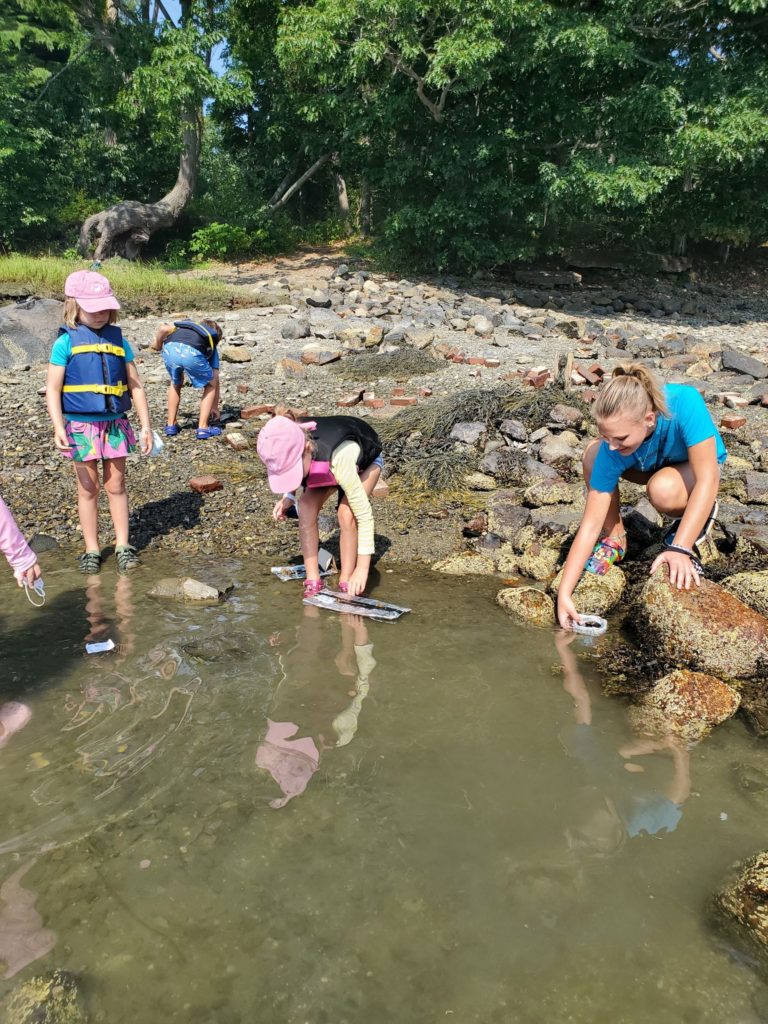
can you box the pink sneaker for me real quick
[337,581,349,594]
[303,579,325,598]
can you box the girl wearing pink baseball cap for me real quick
[257,407,383,597]
[45,271,153,574]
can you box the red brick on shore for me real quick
[241,404,275,419]
[189,476,224,494]
[721,413,747,430]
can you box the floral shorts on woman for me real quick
[62,418,137,462]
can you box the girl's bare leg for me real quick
[74,461,101,552]
[103,457,129,547]
[337,464,381,583]
[167,381,183,426]
[198,381,217,429]
[298,486,334,579]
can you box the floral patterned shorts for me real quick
[62,418,137,462]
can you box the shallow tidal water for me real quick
[1,554,768,1023]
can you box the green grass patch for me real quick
[0,255,271,314]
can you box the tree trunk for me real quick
[359,178,372,237]
[266,152,332,215]
[78,110,201,260]
[335,172,352,235]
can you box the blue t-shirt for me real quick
[591,383,727,493]
[50,331,135,423]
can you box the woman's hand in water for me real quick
[347,567,368,597]
[557,594,580,631]
[650,549,700,589]
[272,497,293,521]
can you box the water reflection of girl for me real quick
[255,608,377,808]
[554,631,691,852]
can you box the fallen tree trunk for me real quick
[78,110,201,260]
[266,152,332,215]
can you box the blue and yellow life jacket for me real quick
[61,324,132,416]
[167,320,218,364]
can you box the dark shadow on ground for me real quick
[129,490,204,550]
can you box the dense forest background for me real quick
[2,0,768,272]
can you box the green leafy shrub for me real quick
[189,223,253,262]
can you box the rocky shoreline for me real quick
[5,254,768,1000]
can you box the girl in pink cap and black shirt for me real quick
[46,271,153,574]
[257,407,383,598]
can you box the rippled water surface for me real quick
[1,554,768,1023]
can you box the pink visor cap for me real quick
[257,416,310,493]
[64,270,121,312]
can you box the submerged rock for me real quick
[550,565,626,615]
[183,634,248,661]
[640,568,768,678]
[627,669,740,742]
[714,851,768,964]
[148,577,232,603]
[496,586,554,627]
[5,969,85,1024]
[723,570,768,617]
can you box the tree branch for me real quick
[267,152,332,213]
[383,51,453,122]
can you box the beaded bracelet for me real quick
[665,543,694,557]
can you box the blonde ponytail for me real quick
[272,404,297,421]
[593,363,669,421]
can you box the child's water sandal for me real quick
[164,424,180,437]
[663,499,719,549]
[115,545,140,572]
[196,427,222,440]
[79,551,102,575]
[303,579,326,599]
[584,537,626,576]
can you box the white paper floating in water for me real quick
[570,615,608,637]
[85,639,115,654]
[303,590,411,621]
[272,547,336,581]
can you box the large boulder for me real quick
[431,551,496,575]
[714,851,768,962]
[519,540,561,581]
[496,586,554,627]
[640,568,768,678]
[0,298,62,368]
[722,570,768,617]
[550,565,626,615]
[485,491,531,542]
[627,669,740,742]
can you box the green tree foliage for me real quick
[272,0,768,268]
[4,0,768,270]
